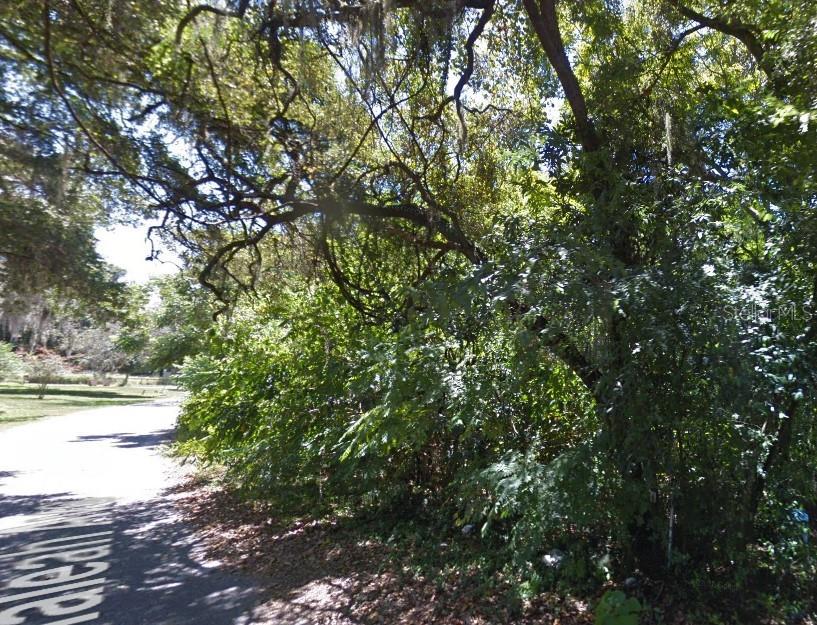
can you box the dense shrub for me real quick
[178,212,817,611]
[178,272,597,523]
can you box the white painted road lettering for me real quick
[0,503,112,625]
[0,587,104,625]
[0,401,259,624]
[9,563,109,589]
[1,533,112,564]
[0,579,106,605]
[15,546,111,572]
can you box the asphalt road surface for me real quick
[0,400,264,625]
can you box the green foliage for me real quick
[595,591,642,625]
[0,200,123,307]
[23,353,68,399]
[5,0,817,620]
[178,286,369,505]
[178,268,597,518]
[145,276,214,371]
[0,343,23,382]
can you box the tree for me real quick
[110,284,153,383]
[24,352,66,399]
[0,342,22,382]
[0,4,140,338]
[71,325,130,381]
[145,275,214,372]
[3,0,816,581]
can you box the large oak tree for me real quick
[2,0,816,570]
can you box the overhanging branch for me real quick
[522,0,601,153]
[665,0,780,88]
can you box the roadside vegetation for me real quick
[2,0,817,622]
[0,275,196,427]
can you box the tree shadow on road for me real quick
[0,387,148,400]
[0,491,73,524]
[0,492,266,625]
[72,429,176,449]
[104,496,264,625]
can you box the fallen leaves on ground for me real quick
[171,476,593,625]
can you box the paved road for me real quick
[0,400,264,625]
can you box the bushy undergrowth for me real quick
[178,216,817,619]
[179,272,597,519]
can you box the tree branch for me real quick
[641,23,706,97]
[665,0,777,85]
[176,1,250,44]
[176,0,492,45]
[424,0,496,142]
[522,0,601,153]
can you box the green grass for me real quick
[0,382,183,429]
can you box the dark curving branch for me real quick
[175,1,251,44]
[522,0,601,153]
[665,0,787,93]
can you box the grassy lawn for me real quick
[0,382,183,429]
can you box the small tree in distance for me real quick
[25,353,67,399]
[0,343,23,382]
